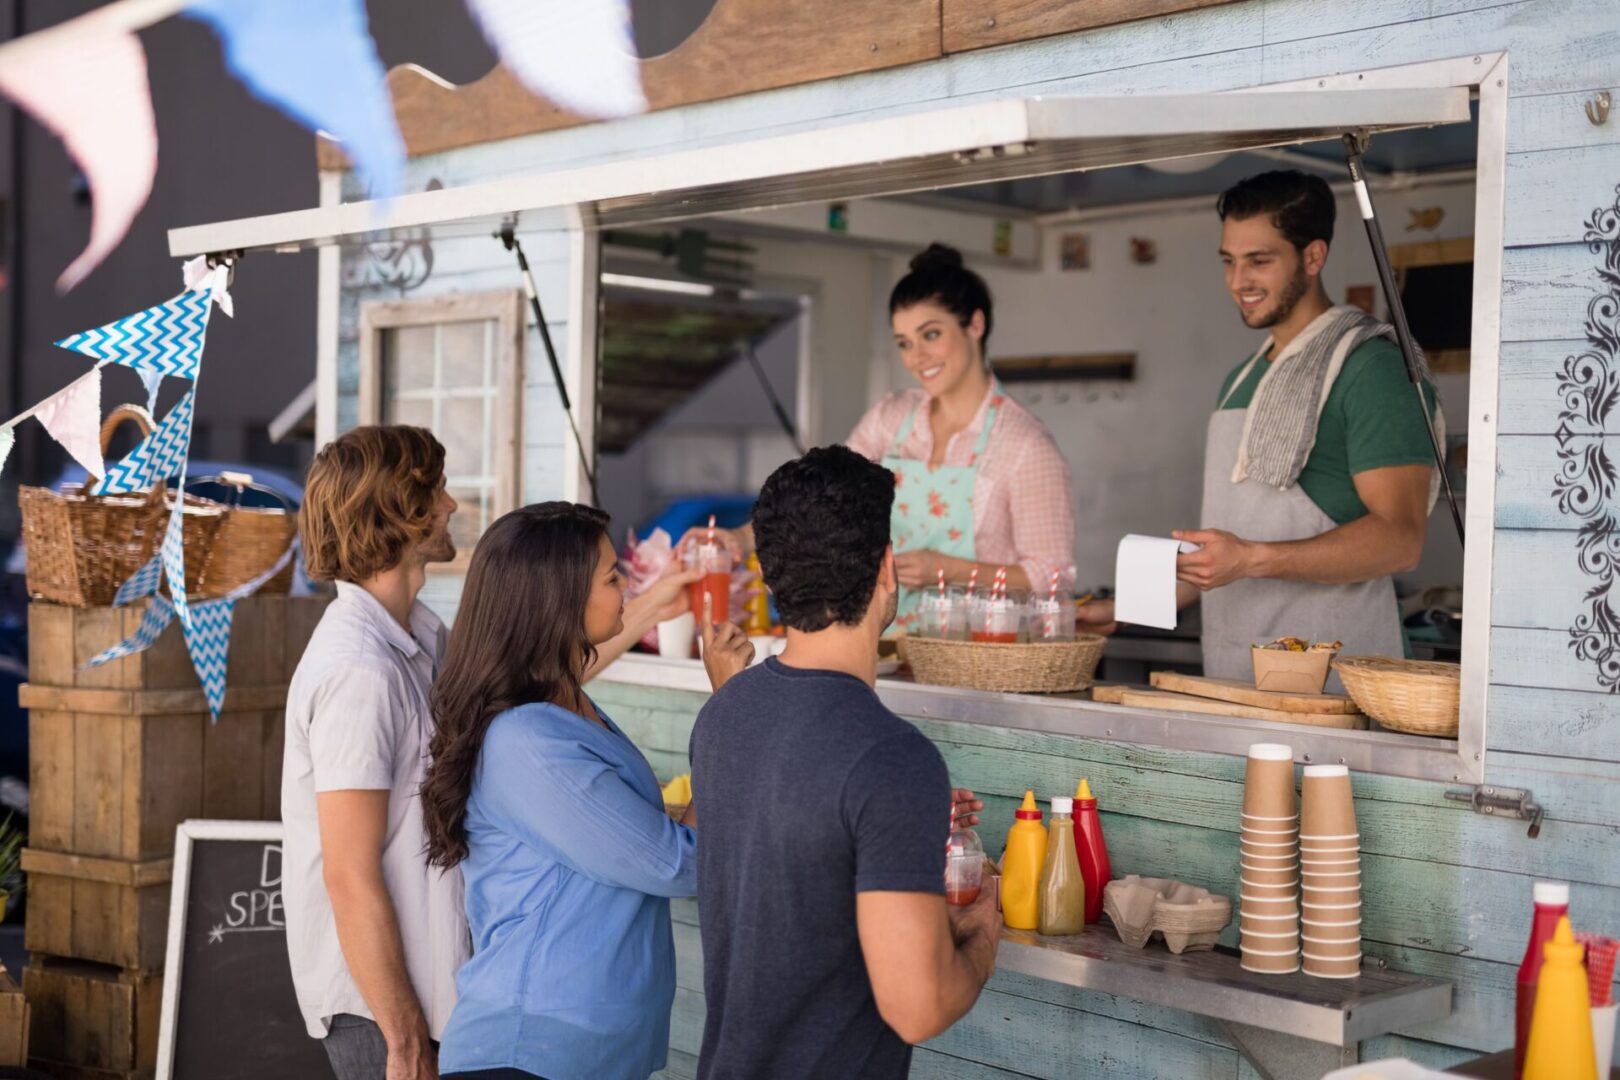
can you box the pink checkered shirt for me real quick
[847,386,1077,594]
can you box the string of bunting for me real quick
[85,539,301,719]
[0,0,645,292]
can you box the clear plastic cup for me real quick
[684,542,733,625]
[1031,596,1077,641]
[945,828,985,906]
[919,589,970,640]
[973,597,1027,643]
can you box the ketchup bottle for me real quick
[1514,880,1570,1078]
[1073,778,1112,924]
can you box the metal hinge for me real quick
[1444,785,1544,838]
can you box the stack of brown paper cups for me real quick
[1240,743,1299,974]
[1300,764,1361,979]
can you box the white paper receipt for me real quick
[1114,534,1200,630]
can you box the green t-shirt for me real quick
[1218,337,1438,525]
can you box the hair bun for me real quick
[910,242,965,273]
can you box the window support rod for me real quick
[1341,133,1464,548]
[499,224,601,508]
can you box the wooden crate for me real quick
[22,851,170,972]
[25,597,329,861]
[0,965,30,1067]
[24,958,160,1075]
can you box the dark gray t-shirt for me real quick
[690,658,952,1080]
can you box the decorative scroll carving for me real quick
[1556,184,1620,690]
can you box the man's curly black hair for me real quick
[752,445,895,632]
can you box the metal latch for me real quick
[1444,785,1544,838]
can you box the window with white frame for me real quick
[358,290,524,567]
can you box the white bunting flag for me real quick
[0,426,13,477]
[33,369,105,478]
[464,0,646,119]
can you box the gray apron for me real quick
[1199,402,1404,694]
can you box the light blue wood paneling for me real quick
[1493,434,1615,529]
[1501,245,1611,343]
[1506,145,1620,247]
[1497,341,1601,434]
[1485,684,1620,761]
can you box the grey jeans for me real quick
[322,1014,443,1080]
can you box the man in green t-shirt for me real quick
[1080,171,1441,686]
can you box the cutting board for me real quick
[1091,685,1369,729]
[1149,671,1361,714]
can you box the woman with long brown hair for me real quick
[422,502,747,1080]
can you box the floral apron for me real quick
[883,387,1002,633]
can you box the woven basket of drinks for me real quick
[898,634,1107,694]
[19,406,227,605]
[1332,655,1460,737]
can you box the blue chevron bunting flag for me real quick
[161,479,191,629]
[95,389,194,495]
[54,287,209,383]
[182,597,236,720]
[113,553,163,607]
[84,594,175,669]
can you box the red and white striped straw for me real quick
[967,566,979,598]
[707,514,716,546]
[1048,568,1060,603]
[937,567,946,600]
[994,567,1007,602]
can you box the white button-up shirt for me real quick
[281,581,469,1038]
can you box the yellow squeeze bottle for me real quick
[1000,790,1048,931]
[1523,916,1597,1080]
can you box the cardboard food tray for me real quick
[1251,647,1336,694]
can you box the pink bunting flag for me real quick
[33,369,105,478]
[0,15,157,293]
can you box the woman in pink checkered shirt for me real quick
[690,244,1076,635]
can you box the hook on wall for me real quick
[1586,91,1612,127]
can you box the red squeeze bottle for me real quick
[1515,880,1570,1078]
[1073,778,1111,924]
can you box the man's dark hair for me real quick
[752,445,895,632]
[1216,170,1336,251]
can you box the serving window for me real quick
[168,55,1505,783]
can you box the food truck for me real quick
[167,1,1620,1074]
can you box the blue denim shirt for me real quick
[438,700,697,1080]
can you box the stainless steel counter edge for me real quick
[596,654,1465,784]
[997,933,1453,1047]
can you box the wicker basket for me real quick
[19,407,225,606]
[190,473,297,598]
[899,634,1107,694]
[1332,655,1460,737]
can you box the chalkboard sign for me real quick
[156,821,336,1080]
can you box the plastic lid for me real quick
[1302,764,1349,778]
[1075,778,1095,802]
[1015,789,1042,820]
[1249,743,1293,761]
[1051,796,1074,815]
[1534,881,1571,907]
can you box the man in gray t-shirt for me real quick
[691,447,999,1080]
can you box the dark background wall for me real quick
[0,0,497,536]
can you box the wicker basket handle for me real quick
[98,404,163,502]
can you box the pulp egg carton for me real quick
[1102,875,1232,954]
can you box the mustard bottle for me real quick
[744,552,771,634]
[1000,790,1048,931]
[1523,915,1597,1080]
